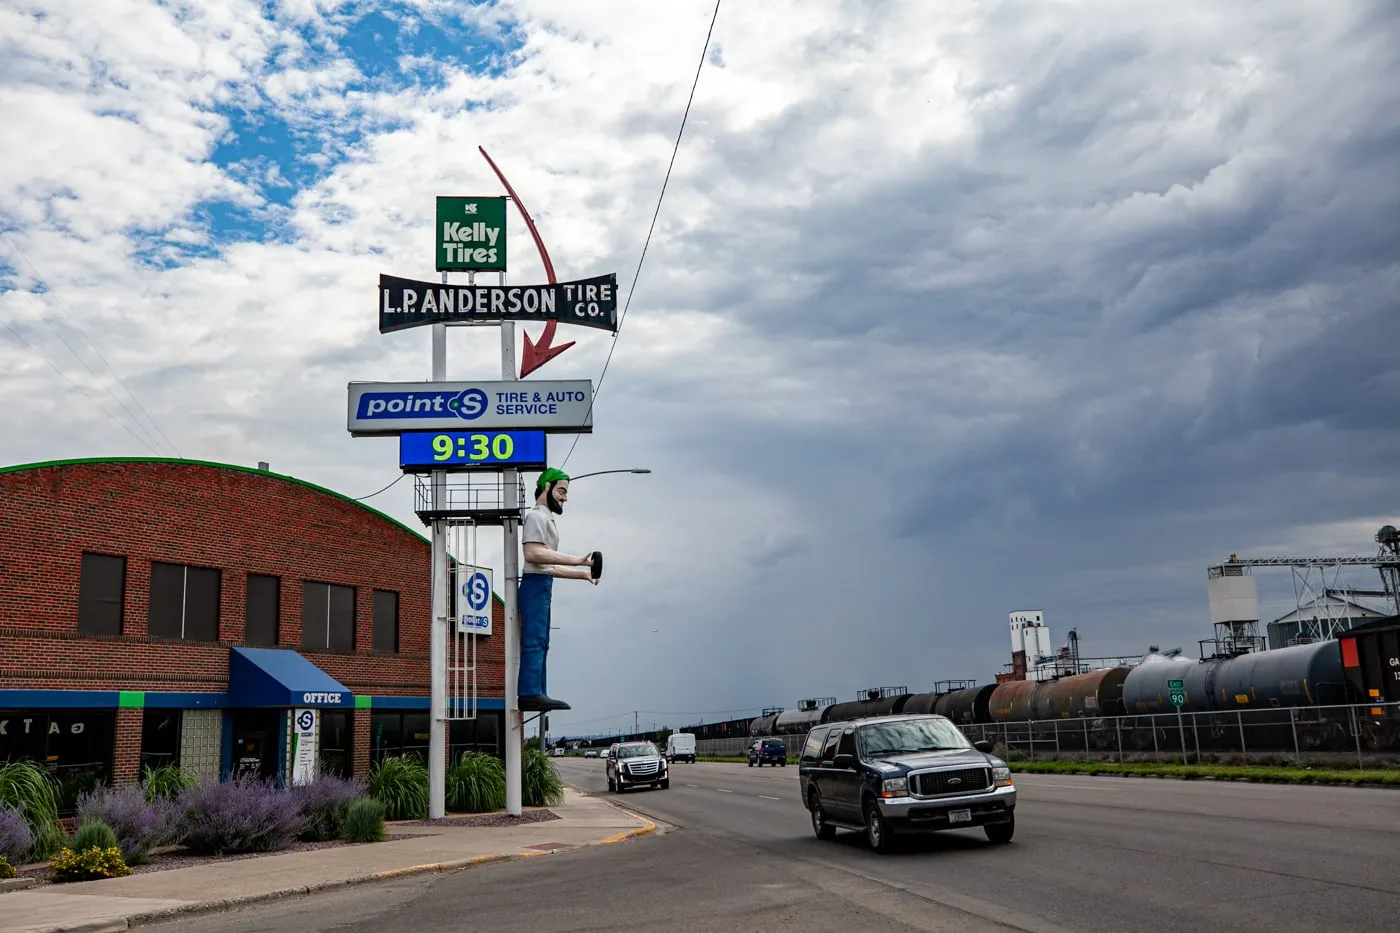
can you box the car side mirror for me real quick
[973,740,994,754]
[832,753,856,769]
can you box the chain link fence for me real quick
[694,701,1400,768]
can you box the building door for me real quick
[229,710,282,781]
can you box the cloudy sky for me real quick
[2,0,1397,738]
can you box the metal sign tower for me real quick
[348,149,618,817]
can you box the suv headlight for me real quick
[880,777,907,799]
[993,766,1012,787]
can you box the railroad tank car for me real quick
[933,684,996,724]
[899,691,945,715]
[1122,657,1214,714]
[1209,639,1347,710]
[748,713,780,737]
[1031,667,1130,719]
[773,705,827,735]
[820,695,911,725]
[987,679,1038,722]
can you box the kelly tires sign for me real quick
[347,380,594,435]
[437,196,506,272]
[379,272,618,334]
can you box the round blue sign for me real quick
[449,388,488,421]
[296,710,315,731]
[463,571,491,612]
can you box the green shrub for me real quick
[341,798,387,843]
[0,761,60,837]
[0,855,16,879]
[368,755,428,821]
[521,746,564,807]
[28,822,70,863]
[141,764,197,802]
[49,846,132,883]
[70,819,120,855]
[447,752,506,813]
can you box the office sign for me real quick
[379,272,618,334]
[436,196,506,272]
[347,380,593,435]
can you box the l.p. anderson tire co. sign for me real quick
[379,272,618,334]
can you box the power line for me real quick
[1,230,181,456]
[560,0,721,469]
[352,472,406,500]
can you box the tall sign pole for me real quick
[501,314,523,816]
[429,305,448,819]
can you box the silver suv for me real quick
[606,740,670,792]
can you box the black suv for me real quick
[798,714,1015,852]
[747,738,788,767]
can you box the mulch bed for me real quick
[396,808,560,828]
[14,836,413,886]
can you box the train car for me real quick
[773,705,828,735]
[1122,656,1214,714]
[1339,615,1400,750]
[748,713,780,737]
[899,691,945,716]
[1210,639,1348,710]
[933,684,996,724]
[820,694,911,725]
[987,679,1038,722]
[1032,667,1130,719]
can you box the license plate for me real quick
[948,809,972,824]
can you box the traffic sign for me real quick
[1167,679,1185,707]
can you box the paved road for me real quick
[558,758,1400,932]
[148,760,1400,933]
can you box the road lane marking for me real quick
[759,795,782,800]
[687,783,699,788]
[716,788,733,793]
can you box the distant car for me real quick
[748,738,788,767]
[798,713,1016,853]
[583,749,598,758]
[606,741,670,792]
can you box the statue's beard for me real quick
[547,489,564,514]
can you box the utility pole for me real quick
[501,313,523,817]
[428,305,447,820]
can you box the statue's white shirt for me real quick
[521,504,560,574]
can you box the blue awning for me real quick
[228,647,353,709]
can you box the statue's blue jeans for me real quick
[518,572,553,698]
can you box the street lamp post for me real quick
[535,467,651,753]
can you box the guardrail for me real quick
[693,701,1400,767]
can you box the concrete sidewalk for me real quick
[0,786,655,933]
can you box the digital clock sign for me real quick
[398,430,548,471]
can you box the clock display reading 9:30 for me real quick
[398,429,548,470]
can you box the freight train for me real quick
[733,617,1400,755]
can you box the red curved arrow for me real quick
[478,146,574,378]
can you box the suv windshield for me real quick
[616,743,659,759]
[857,719,971,757]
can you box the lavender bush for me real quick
[0,806,32,866]
[75,784,175,866]
[175,776,307,856]
[289,774,367,842]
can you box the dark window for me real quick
[319,711,352,778]
[450,713,502,759]
[246,574,280,646]
[802,728,829,762]
[302,581,356,651]
[835,728,856,759]
[372,590,399,653]
[820,728,841,763]
[140,710,181,770]
[371,712,402,762]
[77,552,125,636]
[0,709,116,816]
[148,562,221,641]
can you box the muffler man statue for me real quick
[518,467,601,712]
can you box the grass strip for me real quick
[1008,759,1400,785]
[697,755,748,763]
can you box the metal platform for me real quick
[413,472,527,525]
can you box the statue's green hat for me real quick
[535,467,570,496]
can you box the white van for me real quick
[666,732,697,763]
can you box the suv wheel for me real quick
[809,790,835,841]
[984,815,1014,845]
[864,799,895,853]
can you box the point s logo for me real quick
[447,388,488,421]
[464,571,491,612]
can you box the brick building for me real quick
[0,457,503,808]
